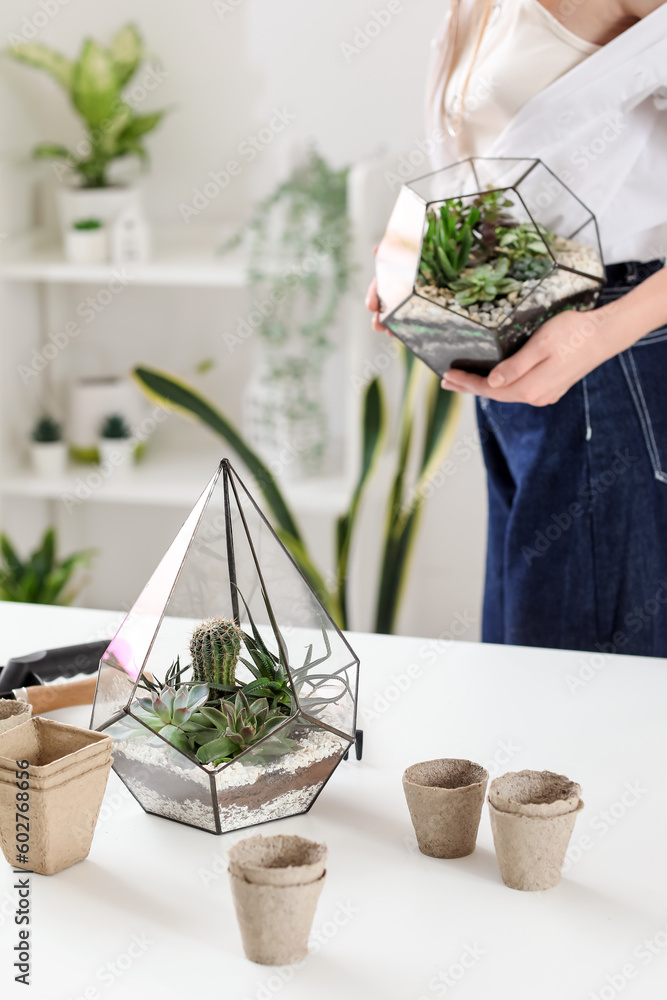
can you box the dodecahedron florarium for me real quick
[376,157,605,375]
[91,459,359,834]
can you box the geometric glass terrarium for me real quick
[91,459,359,835]
[376,157,605,376]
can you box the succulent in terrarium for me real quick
[190,617,243,691]
[497,221,555,261]
[507,256,553,282]
[191,691,296,766]
[418,200,481,288]
[134,673,209,756]
[451,259,520,306]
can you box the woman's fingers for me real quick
[365,277,380,312]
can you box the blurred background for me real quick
[0,0,486,639]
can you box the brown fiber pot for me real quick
[228,834,327,965]
[402,758,489,859]
[0,700,32,736]
[0,718,113,876]
[488,770,584,891]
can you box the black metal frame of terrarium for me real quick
[90,459,360,835]
[376,156,605,376]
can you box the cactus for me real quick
[190,617,243,688]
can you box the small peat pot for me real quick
[402,758,489,859]
[228,834,327,965]
[0,700,32,737]
[0,718,112,876]
[488,769,583,891]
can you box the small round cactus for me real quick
[190,617,242,687]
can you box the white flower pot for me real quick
[30,442,68,478]
[68,377,143,453]
[64,228,108,266]
[98,439,134,477]
[56,185,143,234]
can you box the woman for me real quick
[367,0,667,655]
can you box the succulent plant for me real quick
[474,189,515,224]
[496,222,554,261]
[419,200,481,288]
[508,256,553,282]
[31,416,62,443]
[451,259,520,306]
[100,414,131,440]
[133,680,209,756]
[190,617,243,690]
[73,218,103,231]
[192,691,294,766]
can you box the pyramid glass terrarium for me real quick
[91,459,359,835]
[376,157,605,376]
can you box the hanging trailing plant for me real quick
[221,148,352,366]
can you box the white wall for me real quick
[0,0,487,640]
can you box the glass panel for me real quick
[407,158,479,202]
[376,187,426,319]
[91,459,360,834]
[213,716,349,834]
[104,714,218,833]
[513,160,597,243]
[386,293,501,377]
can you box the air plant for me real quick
[451,258,520,306]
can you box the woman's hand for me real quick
[441,308,616,406]
[365,276,389,333]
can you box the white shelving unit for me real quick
[0,220,361,608]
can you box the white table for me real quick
[0,602,665,1000]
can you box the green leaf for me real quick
[32,143,74,163]
[7,43,74,92]
[118,111,165,143]
[196,736,238,764]
[133,367,302,544]
[109,23,143,88]
[335,377,386,629]
[71,40,121,128]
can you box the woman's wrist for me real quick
[595,267,667,355]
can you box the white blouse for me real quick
[430,2,667,264]
[444,0,599,159]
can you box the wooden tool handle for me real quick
[25,676,98,715]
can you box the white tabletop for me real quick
[0,602,665,1000]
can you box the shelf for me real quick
[0,226,251,288]
[1,447,354,515]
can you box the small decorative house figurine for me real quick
[376,157,605,376]
[91,459,360,835]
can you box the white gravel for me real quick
[417,237,603,328]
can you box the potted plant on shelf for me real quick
[375,157,605,375]
[0,528,93,605]
[29,415,67,477]
[64,218,107,265]
[7,24,168,236]
[99,413,133,474]
[91,459,360,835]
